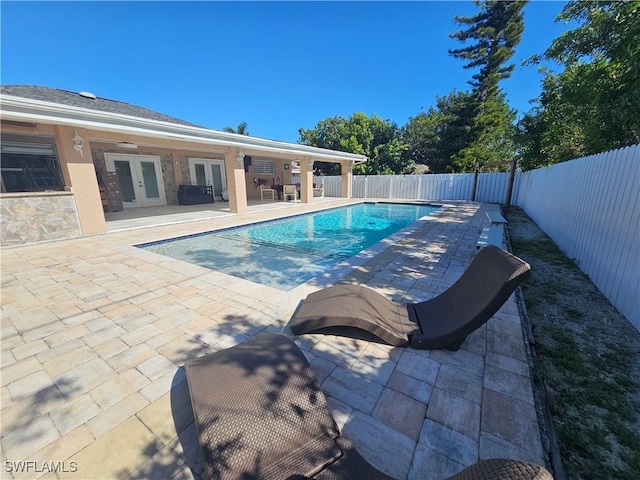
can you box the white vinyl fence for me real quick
[515,145,640,331]
[302,145,639,330]
[312,172,519,203]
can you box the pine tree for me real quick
[448,0,527,170]
[449,0,527,102]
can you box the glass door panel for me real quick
[211,164,224,197]
[141,161,160,199]
[114,160,136,203]
[194,164,207,186]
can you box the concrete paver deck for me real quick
[1,199,545,479]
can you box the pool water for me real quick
[139,203,439,290]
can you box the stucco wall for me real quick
[1,192,81,246]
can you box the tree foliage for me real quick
[449,0,527,102]
[298,113,413,175]
[448,0,526,171]
[517,1,640,169]
[403,90,476,173]
[222,121,249,135]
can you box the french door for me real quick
[189,158,227,200]
[105,154,166,208]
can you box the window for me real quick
[253,159,275,175]
[1,142,65,193]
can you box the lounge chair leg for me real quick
[446,338,465,351]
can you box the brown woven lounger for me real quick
[446,458,554,479]
[290,245,531,350]
[184,333,391,480]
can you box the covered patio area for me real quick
[0,86,366,247]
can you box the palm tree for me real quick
[222,121,249,135]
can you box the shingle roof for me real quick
[1,85,201,128]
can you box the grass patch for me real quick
[510,237,575,268]
[564,307,582,320]
[506,207,640,480]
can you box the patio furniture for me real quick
[260,184,276,200]
[290,245,531,350]
[445,458,554,479]
[283,184,299,202]
[313,184,325,197]
[178,185,214,205]
[184,333,391,480]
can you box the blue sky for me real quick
[2,1,569,143]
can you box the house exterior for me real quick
[0,86,366,246]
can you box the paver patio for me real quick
[1,199,546,479]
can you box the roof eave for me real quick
[0,95,368,163]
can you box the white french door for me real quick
[105,154,166,208]
[189,158,227,200]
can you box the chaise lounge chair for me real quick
[184,333,391,479]
[446,458,554,479]
[290,245,531,350]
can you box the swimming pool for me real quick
[139,202,439,290]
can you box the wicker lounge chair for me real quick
[290,245,531,350]
[184,333,391,480]
[446,458,554,479]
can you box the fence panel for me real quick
[516,145,640,331]
[417,173,474,200]
[391,175,421,199]
[316,176,341,197]
[352,176,366,198]
[476,172,510,203]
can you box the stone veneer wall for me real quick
[1,192,82,246]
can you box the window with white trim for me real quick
[253,159,275,175]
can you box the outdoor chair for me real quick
[260,184,276,200]
[445,458,554,479]
[290,245,531,350]
[184,333,391,480]
[283,184,299,202]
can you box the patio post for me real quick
[54,125,107,234]
[299,157,314,203]
[224,146,248,214]
[340,160,352,198]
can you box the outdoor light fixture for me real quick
[237,151,245,163]
[72,131,84,157]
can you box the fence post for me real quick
[505,159,517,206]
[471,166,479,201]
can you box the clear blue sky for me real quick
[2,1,568,143]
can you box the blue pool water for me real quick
[139,202,439,290]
